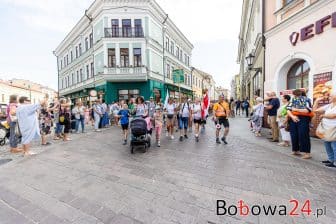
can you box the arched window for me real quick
[287,60,310,90]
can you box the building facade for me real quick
[237,0,264,101]
[264,0,335,100]
[190,67,216,100]
[55,0,193,104]
[0,79,57,113]
[230,74,241,100]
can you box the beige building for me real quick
[237,0,264,101]
[264,0,335,98]
[216,86,230,99]
[0,79,57,113]
[191,67,216,100]
[231,74,241,100]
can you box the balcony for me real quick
[103,66,147,82]
[104,27,144,38]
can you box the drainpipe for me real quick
[162,14,168,98]
[53,51,60,98]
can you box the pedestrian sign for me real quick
[173,69,184,84]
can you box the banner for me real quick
[313,72,333,107]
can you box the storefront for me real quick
[165,83,193,100]
[265,2,336,100]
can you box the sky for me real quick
[0,0,242,90]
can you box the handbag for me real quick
[316,120,336,141]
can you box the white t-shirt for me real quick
[321,103,336,127]
[180,102,191,118]
[253,103,264,117]
[193,104,202,120]
[166,104,175,115]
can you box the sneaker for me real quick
[179,136,184,141]
[325,163,336,168]
[184,135,188,139]
[216,138,221,144]
[123,140,127,145]
[157,141,161,147]
[171,135,174,140]
[195,136,199,142]
[221,137,228,144]
[321,160,332,164]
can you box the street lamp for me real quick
[245,53,262,72]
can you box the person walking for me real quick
[16,96,48,156]
[117,104,130,145]
[229,98,235,118]
[92,99,103,132]
[39,97,52,146]
[178,97,192,141]
[235,99,241,115]
[135,96,148,118]
[52,97,63,140]
[314,91,336,167]
[277,95,291,147]
[111,101,120,126]
[251,97,264,137]
[287,89,313,159]
[242,98,250,118]
[59,98,72,141]
[72,101,85,133]
[188,98,193,133]
[165,98,176,140]
[154,106,163,147]
[213,95,230,144]
[192,98,202,142]
[6,95,22,153]
[101,99,110,128]
[265,92,280,142]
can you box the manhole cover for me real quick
[0,159,12,166]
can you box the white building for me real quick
[54,0,193,104]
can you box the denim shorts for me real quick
[179,117,189,129]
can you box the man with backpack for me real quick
[178,97,192,141]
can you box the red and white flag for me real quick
[202,91,209,119]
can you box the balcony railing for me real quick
[104,27,144,38]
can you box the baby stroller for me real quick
[0,120,10,146]
[130,118,151,154]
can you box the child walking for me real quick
[154,106,163,147]
[118,104,130,145]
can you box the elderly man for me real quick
[265,91,280,142]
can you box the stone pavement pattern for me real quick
[0,117,335,224]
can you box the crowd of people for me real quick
[3,92,233,156]
[4,89,335,168]
[231,89,336,168]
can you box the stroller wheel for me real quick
[0,139,5,146]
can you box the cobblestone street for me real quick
[0,117,335,224]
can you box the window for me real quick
[70,51,73,62]
[170,41,174,54]
[67,76,70,87]
[120,48,129,67]
[79,43,82,56]
[133,48,142,67]
[71,73,74,85]
[165,37,170,51]
[2,94,4,102]
[283,0,294,6]
[134,19,143,37]
[89,33,93,48]
[176,47,179,58]
[86,65,90,79]
[60,60,63,69]
[253,72,261,96]
[118,89,140,101]
[171,66,174,76]
[85,38,89,51]
[76,71,79,83]
[187,56,190,66]
[66,55,69,65]
[180,49,182,60]
[91,62,94,77]
[64,56,66,66]
[108,48,116,67]
[76,46,78,58]
[80,68,83,81]
[112,19,119,37]
[287,60,310,90]
[184,53,187,64]
[122,19,132,37]
[166,64,170,79]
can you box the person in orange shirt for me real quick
[213,95,230,144]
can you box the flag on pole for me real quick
[164,88,169,109]
[202,91,209,119]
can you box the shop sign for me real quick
[290,12,336,46]
[173,69,184,84]
[89,90,97,97]
[313,72,333,106]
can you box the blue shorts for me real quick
[179,117,189,129]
